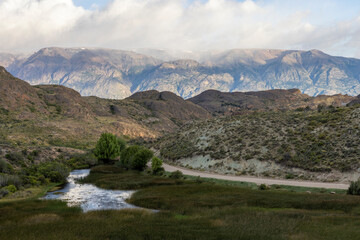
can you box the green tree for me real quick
[131,149,154,171]
[151,157,163,174]
[94,133,125,164]
[120,145,142,169]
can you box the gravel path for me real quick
[163,163,349,190]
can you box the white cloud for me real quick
[0,0,360,57]
[0,0,86,51]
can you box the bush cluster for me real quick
[119,146,153,171]
[348,179,360,195]
[0,174,22,188]
[170,170,183,179]
[23,162,70,185]
[66,153,98,169]
[94,133,159,172]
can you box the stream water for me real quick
[42,169,138,212]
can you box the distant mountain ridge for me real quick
[2,47,360,99]
[5,48,162,99]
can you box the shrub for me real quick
[170,170,183,179]
[131,149,154,171]
[285,174,295,179]
[5,184,17,193]
[37,162,70,183]
[110,105,116,114]
[195,176,203,184]
[66,153,98,169]
[0,188,9,198]
[0,159,9,173]
[348,179,360,195]
[0,174,22,188]
[94,133,126,164]
[30,150,40,157]
[151,157,163,174]
[56,105,62,114]
[5,152,23,162]
[258,184,269,190]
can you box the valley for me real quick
[2,1,360,239]
[0,62,359,240]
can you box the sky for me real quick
[1,0,360,57]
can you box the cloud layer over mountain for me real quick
[1,0,360,57]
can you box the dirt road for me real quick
[163,163,349,190]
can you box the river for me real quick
[42,169,138,212]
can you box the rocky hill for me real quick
[155,104,360,182]
[189,89,355,115]
[348,95,360,106]
[4,48,360,99]
[126,90,211,129]
[0,67,210,149]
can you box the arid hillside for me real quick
[0,67,210,149]
[155,104,360,182]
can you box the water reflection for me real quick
[43,169,138,212]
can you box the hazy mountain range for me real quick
[2,47,360,99]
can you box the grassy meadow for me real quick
[1,165,359,239]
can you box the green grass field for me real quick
[1,165,360,240]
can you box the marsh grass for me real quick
[1,165,360,240]
[80,165,182,190]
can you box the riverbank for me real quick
[0,183,61,203]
